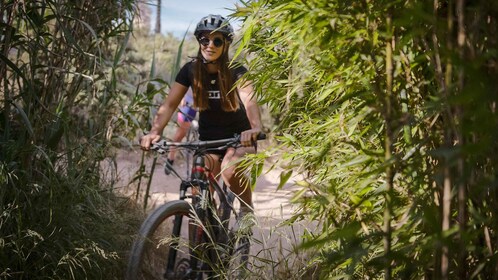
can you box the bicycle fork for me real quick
[189,155,213,278]
[164,180,194,278]
[164,212,206,279]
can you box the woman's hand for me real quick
[240,128,262,147]
[140,133,161,151]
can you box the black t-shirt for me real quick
[175,61,251,140]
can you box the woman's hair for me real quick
[192,46,240,112]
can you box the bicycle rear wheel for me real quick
[126,200,196,280]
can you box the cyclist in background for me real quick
[141,14,262,232]
[164,88,197,175]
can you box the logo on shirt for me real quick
[208,90,220,99]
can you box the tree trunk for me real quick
[383,12,394,280]
[0,0,16,140]
[155,0,161,34]
[456,0,467,278]
[441,1,455,279]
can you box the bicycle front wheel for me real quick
[126,200,194,280]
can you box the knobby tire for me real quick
[126,193,252,279]
[126,200,192,280]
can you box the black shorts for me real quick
[206,149,227,158]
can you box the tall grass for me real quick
[0,0,144,278]
[129,28,193,209]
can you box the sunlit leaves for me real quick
[237,0,498,278]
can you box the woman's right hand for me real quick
[140,133,161,151]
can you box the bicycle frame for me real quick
[147,133,265,278]
[164,148,235,278]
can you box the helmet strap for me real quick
[202,57,217,64]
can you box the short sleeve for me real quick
[232,65,248,81]
[175,62,193,87]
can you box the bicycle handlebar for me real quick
[150,132,267,155]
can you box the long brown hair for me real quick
[192,46,240,112]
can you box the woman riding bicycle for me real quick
[141,14,262,230]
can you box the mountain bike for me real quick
[126,133,266,280]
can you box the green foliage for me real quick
[0,0,144,278]
[0,143,141,279]
[109,23,199,142]
[237,0,498,278]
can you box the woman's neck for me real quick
[206,63,218,74]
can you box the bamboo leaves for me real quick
[238,0,498,278]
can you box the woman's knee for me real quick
[220,161,237,181]
[205,154,221,175]
[221,147,255,180]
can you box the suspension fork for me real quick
[165,154,209,277]
[165,214,185,276]
[165,180,195,276]
[189,154,212,275]
[191,154,209,217]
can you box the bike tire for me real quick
[126,200,194,280]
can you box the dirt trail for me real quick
[115,146,313,277]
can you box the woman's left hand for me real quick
[240,128,262,147]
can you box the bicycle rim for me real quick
[126,200,195,280]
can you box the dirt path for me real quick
[115,147,313,277]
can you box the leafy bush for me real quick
[237,0,498,278]
[0,0,144,278]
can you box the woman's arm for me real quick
[237,80,262,147]
[141,82,189,150]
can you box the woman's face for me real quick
[198,32,226,62]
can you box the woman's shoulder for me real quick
[181,60,195,69]
[229,61,248,77]
[176,60,197,86]
[229,60,246,70]
[178,59,199,75]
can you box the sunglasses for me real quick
[198,37,224,48]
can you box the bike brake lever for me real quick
[151,140,167,154]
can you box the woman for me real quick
[141,14,262,231]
